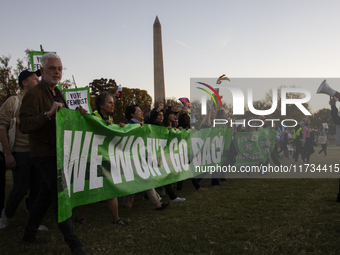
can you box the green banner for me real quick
[234,128,277,166]
[56,108,233,222]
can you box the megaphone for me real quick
[317,79,340,101]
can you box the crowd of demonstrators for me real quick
[75,92,127,226]
[17,53,90,255]
[0,69,48,231]
[233,116,320,167]
[1,53,334,254]
[0,53,184,253]
[269,118,319,164]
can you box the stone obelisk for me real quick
[153,16,166,105]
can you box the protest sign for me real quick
[63,87,92,113]
[234,128,277,167]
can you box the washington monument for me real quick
[153,16,166,105]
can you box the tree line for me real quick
[0,51,336,133]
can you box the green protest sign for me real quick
[234,128,277,166]
[56,108,233,222]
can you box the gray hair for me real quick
[95,92,114,112]
[41,53,61,68]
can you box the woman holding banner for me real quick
[75,92,127,226]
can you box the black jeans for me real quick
[165,184,177,200]
[22,156,82,252]
[191,178,202,190]
[318,144,327,156]
[301,138,315,163]
[293,140,302,162]
[5,152,41,218]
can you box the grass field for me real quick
[1,144,340,254]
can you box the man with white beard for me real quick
[19,53,89,255]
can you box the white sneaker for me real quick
[0,208,9,229]
[38,225,49,231]
[170,197,186,202]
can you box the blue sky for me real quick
[1,0,340,112]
